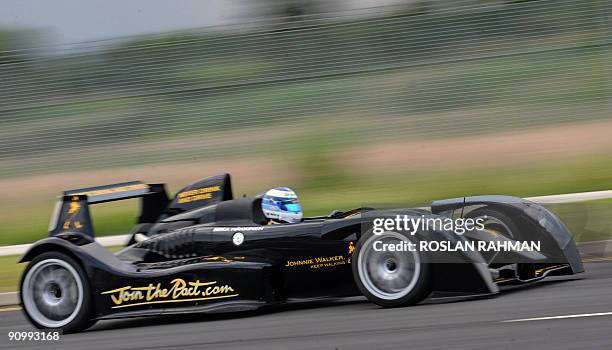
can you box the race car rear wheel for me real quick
[352,231,431,307]
[20,252,95,333]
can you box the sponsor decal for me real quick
[73,183,149,198]
[213,227,265,232]
[62,196,83,230]
[284,241,357,269]
[177,186,221,204]
[232,232,244,246]
[347,241,355,263]
[101,279,238,309]
[285,255,347,269]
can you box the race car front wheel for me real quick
[20,252,95,333]
[352,231,431,307]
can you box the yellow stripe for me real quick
[110,294,239,309]
[0,306,21,312]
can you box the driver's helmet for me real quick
[261,187,302,224]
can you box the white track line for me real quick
[502,312,612,323]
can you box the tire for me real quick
[465,207,526,269]
[352,230,431,307]
[465,207,519,239]
[20,252,96,333]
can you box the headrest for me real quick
[215,197,268,225]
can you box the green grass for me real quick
[293,153,612,243]
[172,61,272,82]
[0,200,138,246]
[2,154,612,246]
[0,254,25,293]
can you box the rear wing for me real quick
[48,181,169,238]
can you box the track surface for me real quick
[1,262,611,350]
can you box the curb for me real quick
[577,239,612,258]
[0,292,18,307]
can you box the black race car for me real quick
[19,174,584,332]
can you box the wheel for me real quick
[465,207,519,239]
[20,252,95,333]
[465,207,526,270]
[352,230,431,307]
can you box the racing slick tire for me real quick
[465,207,519,239]
[352,230,431,307]
[465,207,534,275]
[20,252,96,333]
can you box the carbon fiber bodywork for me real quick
[19,175,584,321]
[431,195,584,274]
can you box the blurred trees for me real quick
[0,29,29,64]
[238,0,341,23]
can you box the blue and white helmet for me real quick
[261,187,303,224]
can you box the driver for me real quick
[261,187,303,224]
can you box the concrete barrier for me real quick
[0,292,18,307]
[0,234,130,257]
[578,239,612,259]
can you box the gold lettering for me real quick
[101,286,144,305]
[101,279,235,308]
[285,256,347,269]
[176,186,222,203]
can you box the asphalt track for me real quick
[1,262,611,350]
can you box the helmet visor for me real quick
[278,200,302,213]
